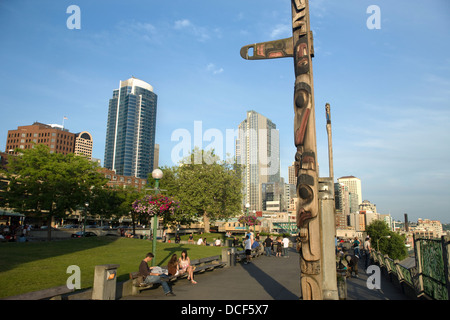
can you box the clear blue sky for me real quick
[1,0,449,223]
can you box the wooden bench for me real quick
[2,285,74,300]
[190,255,227,274]
[235,248,262,262]
[128,255,226,295]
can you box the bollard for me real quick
[92,264,120,300]
[336,270,347,300]
[229,247,236,267]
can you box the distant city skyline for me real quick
[1,1,449,223]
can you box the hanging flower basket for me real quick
[132,194,179,218]
[238,215,261,226]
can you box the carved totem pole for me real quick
[240,0,322,299]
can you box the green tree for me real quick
[115,187,144,236]
[366,220,408,260]
[3,144,107,240]
[154,148,242,232]
[89,186,124,226]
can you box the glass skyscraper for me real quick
[104,77,157,179]
[236,110,280,211]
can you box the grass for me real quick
[0,236,223,298]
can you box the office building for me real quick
[98,167,147,192]
[288,162,297,186]
[74,131,93,160]
[261,181,285,212]
[236,110,280,211]
[104,77,157,179]
[335,182,350,216]
[359,199,377,213]
[337,176,362,208]
[5,122,75,155]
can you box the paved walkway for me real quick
[121,248,408,300]
[346,256,408,300]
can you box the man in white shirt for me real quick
[363,236,372,270]
[282,236,290,257]
[197,237,203,245]
[244,235,252,264]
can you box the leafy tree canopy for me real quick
[149,148,243,231]
[366,220,408,260]
[3,144,107,240]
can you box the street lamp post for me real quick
[151,169,163,266]
[83,202,89,237]
[377,235,391,252]
[245,203,250,232]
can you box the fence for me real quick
[370,235,449,300]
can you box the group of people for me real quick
[262,234,290,258]
[138,249,197,297]
[336,235,372,278]
[0,223,30,242]
[243,232,290,264]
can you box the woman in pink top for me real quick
[178,249,197,284]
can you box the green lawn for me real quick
[0,236,223,298]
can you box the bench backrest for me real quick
[130,256,222,279]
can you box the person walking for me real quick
[363,236,372,270]
[139,252,175,296]
[352,237,361,258]
[270,235,275,255]
[275,237,282,257]
[263,235,272,257]
[282,236,290,257]
[244,235,252,264]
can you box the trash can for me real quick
[92,264,120,300]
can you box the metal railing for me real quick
[370,235,449,300]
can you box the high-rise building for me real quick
[74,131,93,160]
[104,77,157,179]
[288,162,297,186]
[5,122,76,155]
[261,181,286,212]
[236,110,280,211]
[359,200,377,213]
[335,182,350,216]
[337,176,362,207]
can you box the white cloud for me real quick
[206,63,224,75]
[174,19,211,42]
[270,24,291,39]
[174,19,192,29]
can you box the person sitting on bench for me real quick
[139,252,175,296]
